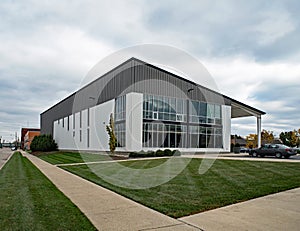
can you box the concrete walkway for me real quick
[0,148,13,170]
[21,151,199,230]
[180,187,300,231]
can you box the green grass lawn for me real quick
[61,158,300,218]
[37,151,120,165]
[0,152,96,231]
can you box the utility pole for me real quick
[15,132,17,149]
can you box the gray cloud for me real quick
[143,0,300,61]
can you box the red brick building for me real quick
[24,131,40,150]
[21,128,40,149]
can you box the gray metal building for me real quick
[41,58,265,152]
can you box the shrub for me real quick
[164,149,172,156]
[155,149,164,157]
[30,134,58,152]
[172,150,181,156]
[128,149,181,158]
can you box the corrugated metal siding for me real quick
[41,58,230,135]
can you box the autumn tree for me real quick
[261,129,274,144]
[246,134,257,148]
[106,113,117,153]
[280,129,300,147]
[246,130,275,148]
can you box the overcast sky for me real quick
[1,0,299,142]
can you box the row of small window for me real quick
[143,112,222,125]
[115,95,126,121]
[189,116,222,125]
[143,123,187,133]
[143,95,186,115]
[57,109,90,130]
[115,122,126,147]
[143,111,187,122]
[189,125,222,135]
[143,123,222,135]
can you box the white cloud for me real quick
[203,56,300,101]
[251,8,295,45]
[201,56,300,136]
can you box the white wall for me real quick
[54,116,75,150]
[222,105,231,152]
[124,92,143,152]
[53,99,114,151]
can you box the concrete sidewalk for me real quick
[184,153,300,163]
[180,187,300,231]
[21,151,199,230]
[0,148,13,170]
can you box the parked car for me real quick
[240,147,249,153]
[249,144,297,158]
[293,147,300,154]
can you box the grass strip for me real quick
[38,151,114,165]
[0,152,96,231]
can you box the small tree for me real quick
[106,113,117,153]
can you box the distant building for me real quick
[24,131,40,150]
[231,135,247,147]
[21,128,40,149]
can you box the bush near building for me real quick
[30,134,58,152]
[129,149,181,158]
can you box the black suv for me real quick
[250,144,297,159]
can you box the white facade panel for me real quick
[125,92,143,152]
[90,100,114,151]
[222,105,231,152]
